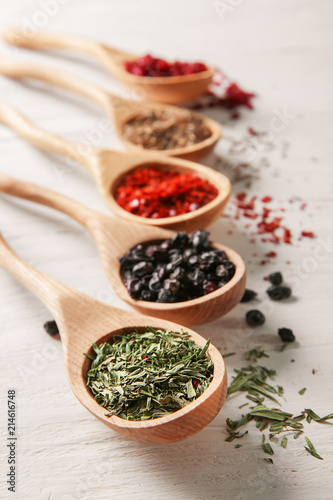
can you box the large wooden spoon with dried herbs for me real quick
[0,231,227,443]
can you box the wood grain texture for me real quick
[0,0,332,498]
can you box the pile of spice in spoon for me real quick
[119,230,236,303]
[123,109,212,150]
[124,54,208,77]
[85,328,213,421]
[115,168,218,218]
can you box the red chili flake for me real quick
[142,355,147,360]
[262,207,271,219]
[193,380,199,388]
[266,251,277,258]
[300,203,307,210]
[261,196,272,203]
[248,127,257,136]
[243,210,258,219]
[115,167,218,219]
[283,228,292,244]
[231,111,240,119]
[124,54,208,77]
[301,231,314,238]
[260,260,269,265]
[236,192,247,202]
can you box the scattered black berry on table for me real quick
[267,272,283,286]
[240,289,257,303]
[278,328,295,342]
[267,285,291,301]
[43,320,59,336]
[246,310,266,327]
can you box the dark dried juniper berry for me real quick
[267,285,291,301]
[278,328,295,342]
[240,289,257,303]
[119,230,236,303]
[267,272,283,286]
[246,310,266,327]
[43,320,59,336]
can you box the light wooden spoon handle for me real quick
[0,100,93,171]
[0,173,94,228]
[0,231,69,318]
[0,57,108,108]
[2,28,125,60]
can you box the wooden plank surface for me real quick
[0,1,332,498]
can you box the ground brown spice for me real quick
[123,110,212,150]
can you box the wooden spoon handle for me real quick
[0,100,93,171]
[0,57,108,108]
[2,28,125,60]
[0,173,94,228]
[0,231,69,317]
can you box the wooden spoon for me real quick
[0,99,230,232]
[2,28,216,105]
[0,173,246,326]
[0,58,221,161]
[0,230,227,443]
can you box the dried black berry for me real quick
[140,289,157,302]
[240,289,257,303]
[216,264,229,280]
[120,230,235,303]
[267,272,283,286]
[171,231,188,248]
[203,281,218,294]
[267,285,291,301]
[163,279,180,295]
[278,328,295,342]
[132,261,154,277]
[189,230,210,250]
[156,289,175,303]
[148,275,162,292]
[125,278,142,298]
[43,320,59,336]
[246,310,265,327]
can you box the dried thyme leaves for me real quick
[85,328,213,421]
[225,347,333,461]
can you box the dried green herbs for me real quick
[85,327,213,421]
[304,437,323,460]
[224,347,333,461]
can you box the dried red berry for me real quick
[125,54,208,77]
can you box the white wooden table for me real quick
[0,1,332,499]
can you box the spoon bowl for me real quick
[0,58,221,161]
[0,99,230,232]
[0,174,246,325]
[2,28,216,104]
[0,231,227,442]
